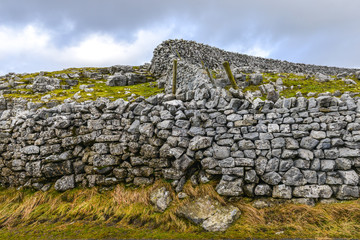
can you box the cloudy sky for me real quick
[0,0,359,75]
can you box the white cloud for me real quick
[58,28,172,66]
[0,24,173,74]
[245,46,271,58]
[0,25,51,58]
[226,43,272,59]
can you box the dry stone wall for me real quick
[150,39,359,77]
[1,89,360,200]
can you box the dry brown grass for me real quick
[182,181,226,205]
[111,180,174,206]
[0,182,360,239]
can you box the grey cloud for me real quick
[0,0,359,73]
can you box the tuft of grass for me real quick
[1,182,360,239]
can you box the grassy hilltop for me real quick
[1,67,360,105]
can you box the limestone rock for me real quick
[282,167,306,186]
[261,172,281,185]
[250,74,263,85]
[150,187,172,212]
[177,196,240,232]
[106,74,127,86]
[42,161,73,178]
[254,184,272,196]
[54,175,75,192]
[216,178,243,196]
[272,184,292,199]
[22,145,40,155]
[189,136,213,151]
[300,137,319,150]
[291,198,315,206]
[336,185,359,200]
[338,170,359,186]
[293,185,333,199]
[32,76,61,92]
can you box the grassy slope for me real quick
[3,68,360,105]
[243,72,360,98]
[1,181,360,239]
[2,67,163,103]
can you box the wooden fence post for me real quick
[172,59,177,95]
[222,61,239,90]
[205,68,215,85]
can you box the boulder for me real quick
[339,148,360,157]
[133,177,154,186]
[343,79,357,85]
[355,71,360,80]
[25,161,42,177]
[106,74,127,86]
[139,123,154,137]
[127,119,140,133]
[250,74,263,85]
[177,196,240,232]
[315,73,330,83]
[92,155,119,167]
[32,76,61,92]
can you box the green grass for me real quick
[4,68,359,106]
[281,77,360,98]
[1,181,360,239]
[242,72,360,98]
[2,66,163,104]
[3,79,163,103]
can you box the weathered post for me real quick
[172,59,177,95]
[222,61,239,90]
[205,68,215,85]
